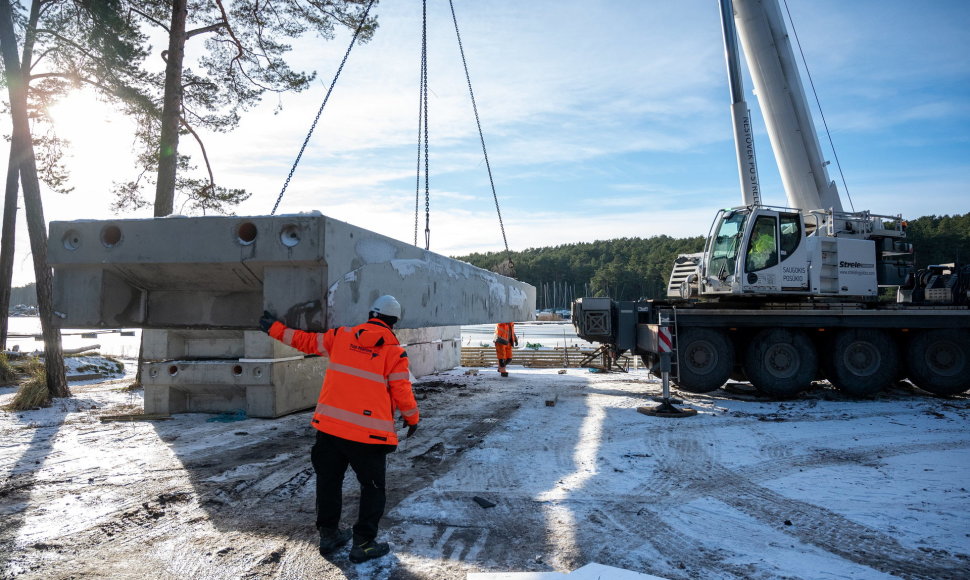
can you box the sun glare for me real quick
[32,89,138,224]
[46,90,120,140]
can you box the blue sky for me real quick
[5,0,970,287]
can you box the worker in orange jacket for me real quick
[260,295,419,564]
[494,322,518,377]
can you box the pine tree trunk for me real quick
[154,0,187,217]
[0,149,18,350]
[0,0,68,398]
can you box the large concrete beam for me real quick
[48,213,534,330]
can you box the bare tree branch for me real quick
[213,0,244,74]
[129,6,169,34]
[179,114,216,194]
[186,21,224,39]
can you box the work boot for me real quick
[349,539,390,563]
[318,527,352,555]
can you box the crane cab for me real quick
[687,206,884,299]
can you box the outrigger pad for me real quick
[637,402,698,418]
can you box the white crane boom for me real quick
[732,0,842,214]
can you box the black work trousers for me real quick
[311,430,394,542]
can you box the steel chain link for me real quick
[448,0,510,258]
[271,0,377,215]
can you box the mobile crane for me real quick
[572,0,970,398]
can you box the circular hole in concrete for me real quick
[232,365,243,376]
[100,225,122,247]
[253,367,263,378]
[280,224,301,247]
[237,222,258,245]
[149,368,158,378]
[168,365,179,376]
[62,230,82,251]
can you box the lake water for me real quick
[5,317,143,358]
[5,318,587,357]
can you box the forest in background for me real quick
[456,212,970,308]
[8,284,36,307]
[7,213,969,310]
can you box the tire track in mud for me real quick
[387,389,528,508]
[637,432,970,579]
[388,490,758,579]
[390,494,573,571]
[380,381,580,572]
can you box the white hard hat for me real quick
[370,295,402,319]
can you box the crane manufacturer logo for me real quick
[839,260,875,277]
[839,261,874,269]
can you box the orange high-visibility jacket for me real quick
[269,318,419,446]
[494,322,516,359]
[494,323,516,345]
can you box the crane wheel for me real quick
[673,327,733,393]
[825,328,899,397]
[743,328,817,398]
[907,329,970,396]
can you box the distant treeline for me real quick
[9,283,37,307]
[455,213,970,304]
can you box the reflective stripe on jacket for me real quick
[494,322,516,345]
[269,318,419,445]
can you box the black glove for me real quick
[402,417,418,438]
[259,310,278,333]
[513,336,519,347]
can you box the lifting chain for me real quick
[271,0,377,215]
[449,0,511,260]
[414,0,513,266]
[414,0,430,249]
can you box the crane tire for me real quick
[907,329,970,396]
[825,328,899,397]
[743,328,817,399]
[674,327,733,393]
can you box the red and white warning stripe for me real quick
[658,326,672,354]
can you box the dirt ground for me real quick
[1,366,968,580]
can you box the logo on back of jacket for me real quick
[350,344,379,359]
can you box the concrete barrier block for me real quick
[242,330,304,359]
[142,329,243,360]
[143,329,306,360]
[141,357,327,418]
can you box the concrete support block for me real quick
[142,357,326,418]
[139,325,456,417]
[142,329,303,360]
[242,330,304,359]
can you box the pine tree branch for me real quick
[179,113,216,194]
[213,0,244,73]
[128,6,169,34]
[186,22,224,39]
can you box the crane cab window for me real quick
[746,215,778,272]
[779,212,801,258]
[708,210,748,279]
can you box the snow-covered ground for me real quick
[1,361,968,579]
